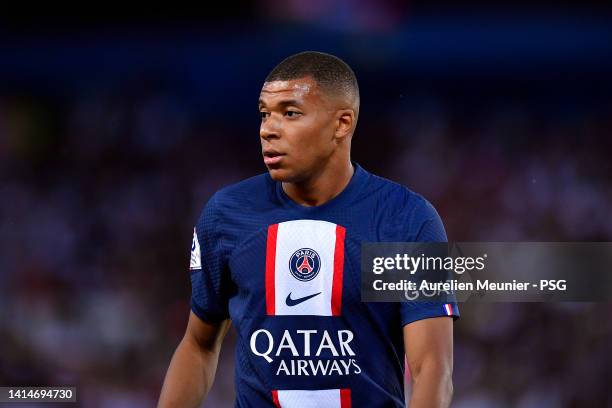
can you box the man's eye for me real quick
[260,111,269,119]
[285,111,301,117]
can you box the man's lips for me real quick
[263,151,285,165]
[264,155,283,165]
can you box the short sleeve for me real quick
[401,198,460,326]
[189,194,231,322]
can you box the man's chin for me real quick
[267,167,296,183]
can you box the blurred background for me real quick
[1,2,611,407]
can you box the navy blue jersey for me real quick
[189,163,459,408]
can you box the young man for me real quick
[158,51,459,408]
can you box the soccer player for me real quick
[158,51,459,408]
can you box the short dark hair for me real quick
[265,51,359,107]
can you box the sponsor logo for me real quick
[285,292,321,307]
[289,248,321,281]
[250,329,361,376]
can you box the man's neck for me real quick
[282,161,354,207]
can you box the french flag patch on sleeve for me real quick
[443,303,454,316]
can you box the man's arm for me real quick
[404,316,454,408]
[158,311,231,408]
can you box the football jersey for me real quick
[189,163,459,407]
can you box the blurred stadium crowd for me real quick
[1,5,612,408]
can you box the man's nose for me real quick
[260,116,280,140]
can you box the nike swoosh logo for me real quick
[285,292,321,307]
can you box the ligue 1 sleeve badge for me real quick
[190,227,202,270]
[289,248,321,281]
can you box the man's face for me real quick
[259,77,339,182]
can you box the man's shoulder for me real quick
[202,172,275,214]
[366,171,435,215]
[215,172,271,199]
[364,170,445,240]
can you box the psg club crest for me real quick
[289,248,321,281]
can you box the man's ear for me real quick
[334,109,356,141]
